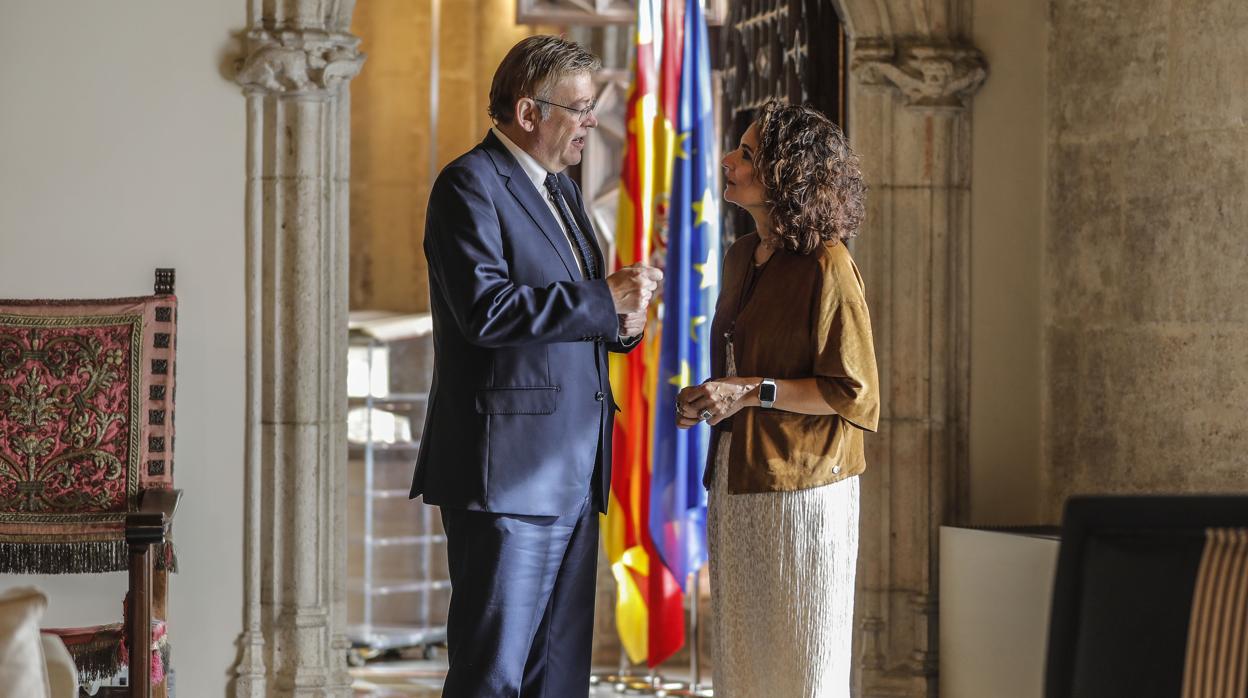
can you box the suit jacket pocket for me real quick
[475,386,559,415]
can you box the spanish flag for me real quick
[604,0,687,668]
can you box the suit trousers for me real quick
[440,494,599,697]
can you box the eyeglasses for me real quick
[533,98,598,121]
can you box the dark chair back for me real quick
[1046,495,1248,698]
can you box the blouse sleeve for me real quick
[810,261,880,432]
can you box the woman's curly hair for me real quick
[753,101,867,254]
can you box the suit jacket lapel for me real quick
[508,178,582,281]
[481,132,580,281]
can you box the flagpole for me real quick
[689,568,700,691]
[648,568,713,697]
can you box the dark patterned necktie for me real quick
[543,173,599,280]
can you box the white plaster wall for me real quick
[0,1,245,694]
[968,0,1047,525]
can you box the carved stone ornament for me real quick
[235,29,364,95]
[852,39,987,109]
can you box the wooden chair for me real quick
[0,269,182,697]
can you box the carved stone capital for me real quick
[852,38,987,109]
[235,29,365,96]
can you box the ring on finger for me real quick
[699,409,713,421]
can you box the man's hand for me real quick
[619,311,647,338]
[606,264,663,314]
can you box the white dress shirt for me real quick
[491,127,589,279]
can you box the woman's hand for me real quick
[675,377,759,428]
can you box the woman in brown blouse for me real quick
[675,102,879,697]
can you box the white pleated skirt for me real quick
[707,431,860,698]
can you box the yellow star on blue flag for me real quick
[674,131,691,160]
[693,247,718,290]
[690,316,707,343]
[667,360,691,389]
[691,187,716,228]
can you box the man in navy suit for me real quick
[410,36,662,697]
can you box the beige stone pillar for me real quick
[231,5,364,696]
[848,38,986,698]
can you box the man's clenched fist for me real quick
[606,263,663,314]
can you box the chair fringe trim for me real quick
[61,635,172,686]
[64,635,125,682]
[0,540,178,574]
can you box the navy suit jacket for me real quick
[411,131,636,516]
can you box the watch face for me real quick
[760,381,777,403]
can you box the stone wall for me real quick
[350,0,554,313]
[1043,0,1248,518]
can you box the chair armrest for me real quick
[125,489,182,547]
[138,488,181,520]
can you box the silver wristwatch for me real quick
[759,379,777,409]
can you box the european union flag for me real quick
[650,0,718,591]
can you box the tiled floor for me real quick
[350,660,442,697]
[351,660,713,697]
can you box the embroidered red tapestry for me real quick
[0,295,176,573]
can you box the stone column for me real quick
[231,7,364,696]
[848,39,986,698]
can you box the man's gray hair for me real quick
[488,36,601,124]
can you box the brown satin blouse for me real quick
[704,233,880,494]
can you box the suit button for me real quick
[832,465,842,475]
[595,391,605,401]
